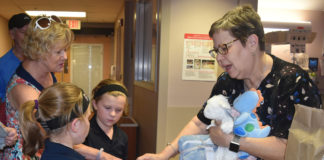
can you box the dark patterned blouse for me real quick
[197,54,322,139]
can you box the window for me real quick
[134,0,159,89]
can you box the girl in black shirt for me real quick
[84,79,128,160]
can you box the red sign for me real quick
[66,20,81,30]
[184,33,212,40]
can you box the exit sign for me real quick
[66,20,81,30]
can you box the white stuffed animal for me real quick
[203,95,238,160]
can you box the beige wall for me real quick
[0,16,11,56]
[165,107,201,160]
[157,0,237,153]
[165,0,236,108]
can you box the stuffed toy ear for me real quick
[204,95,231,119]
[204,95,234,134]
[233,90,260,113]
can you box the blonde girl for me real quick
[83,79,128,160]
[19,82,91,160]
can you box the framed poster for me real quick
[182,33,217,81]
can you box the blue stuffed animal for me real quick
[233,88,271,159]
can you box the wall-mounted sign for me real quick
[182,33,217,81]
[66,20,81,30]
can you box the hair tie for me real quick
[34,100,39,109]
[44,90,90,130]
[93,84,128,99]
[34,102,49,131]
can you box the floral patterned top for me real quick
[197,54,322,139]
[3,64,56,160]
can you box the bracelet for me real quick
[96,148,104,160]
[167,143,177,153]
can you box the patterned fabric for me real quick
[0,49,21,124]
[178,135,218,160]
[3,74,40,160]
[178,135,257,160]
[197,54,322,139]
[3,64,56,160]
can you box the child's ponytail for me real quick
[19,100,45,156]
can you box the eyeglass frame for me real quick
[209,39,239,58]
[34,15,62,30]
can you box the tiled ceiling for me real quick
[0,0,124,23]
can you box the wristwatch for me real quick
[229,134,240,152]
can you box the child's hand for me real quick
[137,153,167,160]
[100,152,122,160]
[5,127,17,146]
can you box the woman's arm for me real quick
[137,116,208,160]
[240,136,287,160]
[209,124,287,160]
[8,84,39,110]
[74,144,122,160]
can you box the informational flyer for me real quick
[182,33,217,81]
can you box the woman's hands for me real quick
[136,153,168,160]
[208,121,233,148]
[99,152,122,160]
[137,116,208,160]
[209,121,287,160]
[4,126,18,147]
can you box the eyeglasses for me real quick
[209,39,239,58]
[34,15,62,30]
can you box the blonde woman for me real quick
[4,15,73,159]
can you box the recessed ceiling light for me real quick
[25,11,86,18]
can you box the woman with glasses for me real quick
[138,5,322,160]
[3,15,74,160]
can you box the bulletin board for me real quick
[182,33,217,81]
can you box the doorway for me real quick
[70,43,104,96]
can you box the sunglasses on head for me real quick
[34,15,63,30]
